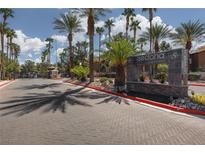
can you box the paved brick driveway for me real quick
[0,79,205,144]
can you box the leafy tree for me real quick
[171,20,205,71]
[142,8,157,52]
[122,9,136,38]
[45,37,54,64]
[54,12,83,72]
[130,18,141,42]
[104,19,115,42]
[102,38,136,91]
[75,8,110,82]
[141,23,171,53]
[160,41,172,52]
[96,27,104,71]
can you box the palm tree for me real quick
[103,39,136,91]
[41,49,48,63]
[122,9,136,38]
[45,37,54,64]
[0,9,14,79]
[171,20,205,71]
[104,19,115,42]
[53,12,83,74]
[96,27,104,72]
[142,8,157,52]
[75,8,110,82]
[137,37,147,52]
[5,28,17,59]
[81,41,88,58]
[11,43,20,61]
[130,18,141,42]
[141,24,171,53]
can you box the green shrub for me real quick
[157,64,168,73]
[71,66,89,81]
[155,72,167,83]
[188,72,201,81]
[100,77,108,83]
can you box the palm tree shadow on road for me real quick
[0,84,130,117]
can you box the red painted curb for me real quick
[190,83,205,87]
[64,80,205,116]
[0,80,15,88]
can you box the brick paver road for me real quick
[0,79,205,145]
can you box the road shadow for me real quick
[0,82,130,117]
[74,91,130,105]
[16,83,62,90]
[0,86,92,117]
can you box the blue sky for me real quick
[5,8,205,64]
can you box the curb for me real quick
[0,80,15,88]
[189,83,205,87]
[64,80,205,116]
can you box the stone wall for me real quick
[127,81,188,97]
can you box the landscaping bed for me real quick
[64,77,205,115]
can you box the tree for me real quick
[53,12,83,74]
[104,19,115,42]
[96,26,104,72]
[141,23,171,53]
[142,8,157,52]
[102,39,136,91]
[130,18,141,42]
[171,20,205,71]
[137,37,147,52]
[45,37,54,64]
[75,8,110,82]
[0,9,14,79]
[160,41,172,52]
[5,28,17,59]
[122,9,136,38]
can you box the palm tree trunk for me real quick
[108,27,111,42]
[125,16,129,38]
[1,31,4,80]
[6,37,9,59]
[133,28,136,42]
[68,33,73,77]
[186,41,192,73]
[89,34,94,82]
[88,11,94,82]
[99,34,101,73]
[115,64,125,92]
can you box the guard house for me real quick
[127,48,188,97]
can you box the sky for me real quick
[4,8,205,64]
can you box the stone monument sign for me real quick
[127,48,188,97]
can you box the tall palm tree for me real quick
[122,9,136,39]
[53,12,83,74]
[81,41,88,58]
[0,9,14,79]
[137,37,147,51]
[5,28,17,59]
[141,24,171,53]
[41,49,48,63]
[45,37,54,64]
[96,26,104,72]
[75,8,110,82]
[130,18,141,42]
[103,38,136,91]
[104,19,115,42]
[142,8,157,52]
[171,20,205,71]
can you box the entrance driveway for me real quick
[0,79,205,144]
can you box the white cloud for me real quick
[51,34,67,45]
[13,30,46,53]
